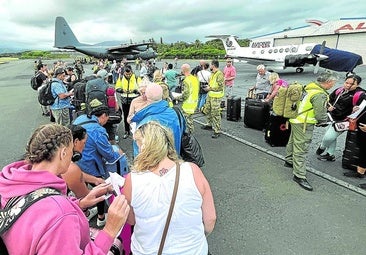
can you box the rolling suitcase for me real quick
[227,96,241,121]
[244,98,270,130]
[342,131,359,171]
[264,114,291,146]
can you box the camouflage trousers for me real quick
[203,96,222,133]
[183,112,194,133]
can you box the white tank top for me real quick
[130,162,208,255]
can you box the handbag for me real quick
[172,107,205,167]
[334,110,366,132]
[157,163,180,255]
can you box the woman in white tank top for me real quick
[123,121,216,255]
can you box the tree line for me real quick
[1,38,250,60]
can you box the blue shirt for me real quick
[73,114,121,177]
[50,78,71,110]
[164,69,180,89]
[131,100,184,156]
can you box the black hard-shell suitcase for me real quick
[342,131,359,171]
[227,96,241,121]
[264,114,291,147]
[244,98,270,130]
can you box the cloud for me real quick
[0,0,365,51]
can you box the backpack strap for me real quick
[352,91,364,106]
[0,187,61,234]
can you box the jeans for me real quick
[320,125,344,156]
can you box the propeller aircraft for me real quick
[54,16,157,61]
[207,35,362,73]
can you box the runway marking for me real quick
[194,119,366,197]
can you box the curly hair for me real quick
[25,124,72,164]
[132,121,181,172]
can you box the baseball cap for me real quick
[97,69,108,79]
[54,68,65,76]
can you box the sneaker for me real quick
[96,214,107,227]
[316,146,325,155]
[85,207,98,221]
[211,132,220,139]
[344,171,365,178]
[122,131,130,139]
[359,183,366,189]
[317,153,335,161]
[284,161,293,168]
[201,125,213,130]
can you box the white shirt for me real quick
[130,162,208,255]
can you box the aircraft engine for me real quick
[284,54,317,67]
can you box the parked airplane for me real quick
[207,35,362,73]
[54,16,157,60]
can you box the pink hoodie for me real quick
[0,161,113,254]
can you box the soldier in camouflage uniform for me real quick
[201,60,225,138]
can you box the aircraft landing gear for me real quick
[296,67,304,73]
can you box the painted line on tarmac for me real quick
[194,119,366,197]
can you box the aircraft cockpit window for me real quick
[291,47,298,53]
[285,48,289,53]
[279,48,284,53]
[261,50,265,54]
[274,49,278,53]
[268,49,273,54]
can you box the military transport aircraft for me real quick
[208,35,362,74]
[54,16,157,60]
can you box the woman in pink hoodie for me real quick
[0,124,129,254]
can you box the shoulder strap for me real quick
[157,162,180,255]
[0,187,61,234]
[353,91,364,106]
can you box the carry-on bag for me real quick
[244,98,270,130]
[264,114,291,146]
[227,96,241,121]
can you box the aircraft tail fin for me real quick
[54,16,82,48]
[206,35,243,57]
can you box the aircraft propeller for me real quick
[313,41,326,74]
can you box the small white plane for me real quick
[207,35,362,73]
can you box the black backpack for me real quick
[72,75,97,111]
[38,81,57,106]
[85,79,108,115]
[30,72,42,91]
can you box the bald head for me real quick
[181,63,191,76]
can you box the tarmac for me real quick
[1,59,366,254]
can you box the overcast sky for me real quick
[0,0,366,51]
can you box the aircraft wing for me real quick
[107,42,152,53]
[311,45,363,72]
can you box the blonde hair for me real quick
[269,72,279,84]
[153,70,163,82]
[25,124,72,164]
[132,121,180,172]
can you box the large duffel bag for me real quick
[244,98,270,130]
[264,114,291,147]
[227,96,241,121]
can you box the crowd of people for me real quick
[3,56,366,253]
[1,58,219,254]
[251,65,366,192]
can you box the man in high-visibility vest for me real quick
[180,63,199,133]
[201,60,224,139]
[284,71,339,191]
